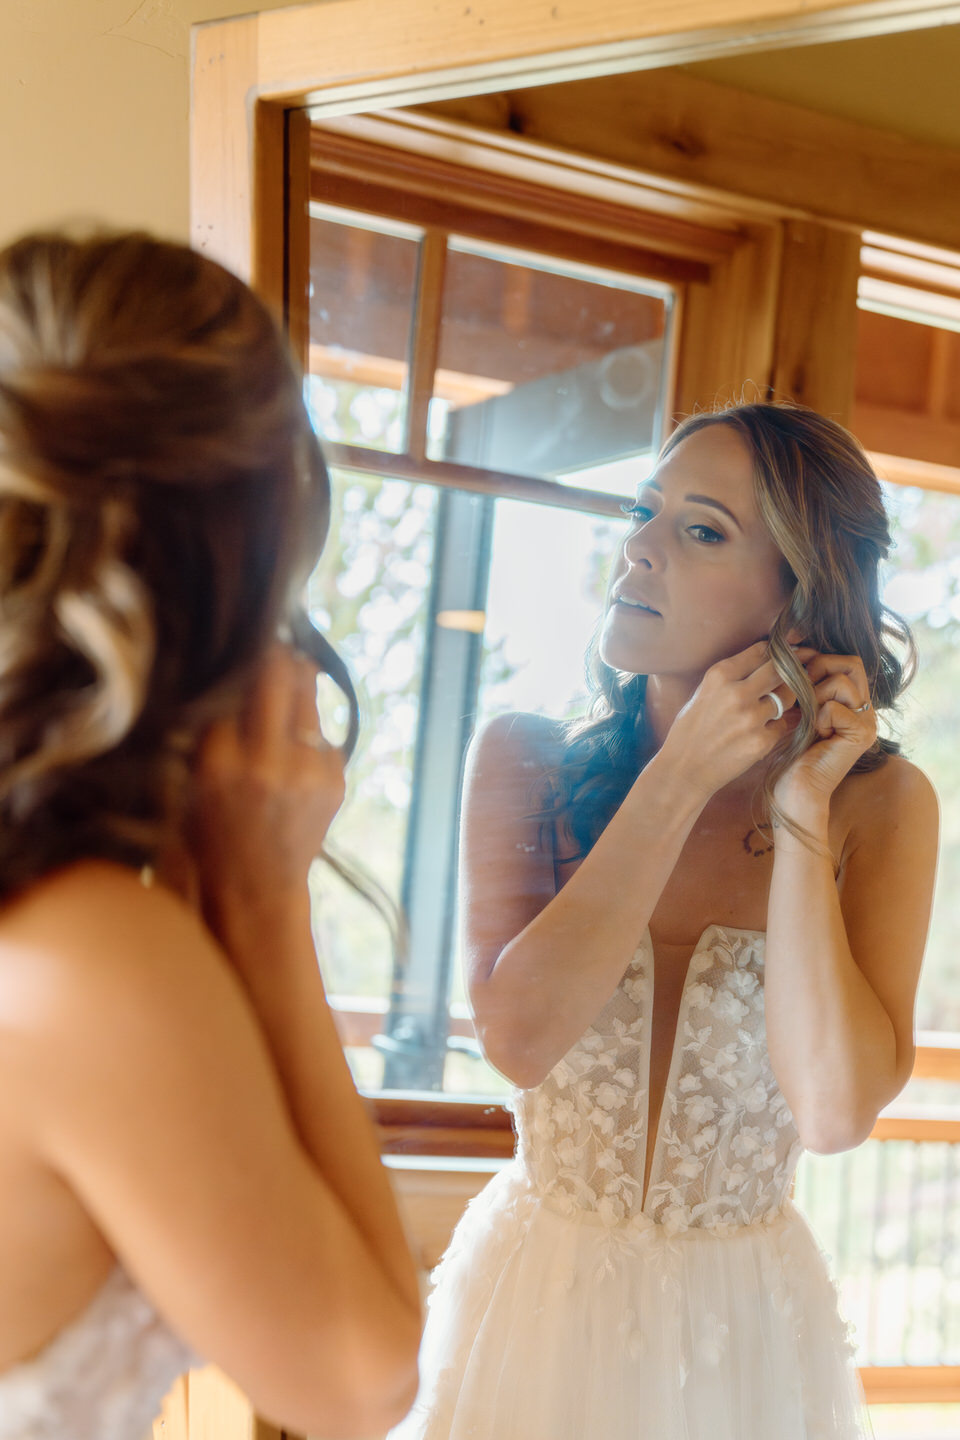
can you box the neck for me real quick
[644,672,699,750]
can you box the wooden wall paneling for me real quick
[425,69,960,253]
[853,402,960,469]
[152,1368,282,1440]
[390,1164,503,1270]
[154,1374,189,1440]
[284,107,313,373]
[770,219,862,421]
[183,1368,264,1440]
[672,222,782,417]
[861,1367,960,1405]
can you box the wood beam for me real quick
[853,402,960,467]
[673,223,782,415]
[421,68,960,252]
[771,220,862,420]
[860,1366,960,1404]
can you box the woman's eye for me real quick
[622,503,653,522]
[689,524,724,544]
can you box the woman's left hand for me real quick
[772,650,877,811]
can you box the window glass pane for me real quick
[306,468,437,1091]
[448,496,627,1099]
[429,239,672,495]
[881,480,960,1034]
[307,467,626,1096]
[308,205,421,453]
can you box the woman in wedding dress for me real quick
[394,402,939,1440]
[0,231,420,1440]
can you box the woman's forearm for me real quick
[474,751,705,1087]
[219,893,421,1318]
[765,801,897,1151]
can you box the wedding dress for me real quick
[392,925,872,1439]
[0,1265,194,1440]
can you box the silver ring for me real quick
[855,701,872,713]
[762,691,785,722]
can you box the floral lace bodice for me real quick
[511,926,802,1236]
[0,1266,194,1440]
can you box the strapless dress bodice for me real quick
[511,925,802,1234]
[0,1265,195,1440]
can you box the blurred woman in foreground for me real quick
[0,231,420,1440]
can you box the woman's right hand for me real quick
[190,645,346,968]
[656,639,814,803]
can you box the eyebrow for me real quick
[640,480,744,534]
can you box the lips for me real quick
[613,588,662,617]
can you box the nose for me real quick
[622,518,661,570]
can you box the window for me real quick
[303,127,694,1096]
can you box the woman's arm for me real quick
[461,713,702,1088]
[190,649,419,1326]
[462,641,807,1088]
[765,756,939,1152]
[2,863,419,1440]
[764,649,940,1152]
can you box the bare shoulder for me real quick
[0,860,227,1045]
[466,710,565,784]
[835,752,940,855]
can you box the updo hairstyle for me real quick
[0,230,329,898]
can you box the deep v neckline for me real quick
[639,922,766,1212]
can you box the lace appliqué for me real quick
[646,932,801,1235]
[512,949,649,1225]
[512,927,802,1235]
[0,1266,195,1440]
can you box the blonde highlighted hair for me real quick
[0,230,329,897]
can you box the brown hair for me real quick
[0,230,329,898]
[543,400,916,857]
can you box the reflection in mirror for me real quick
[380,404,938,1439]
[301,52,960,1430]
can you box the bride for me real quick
[0,230,420,1440]
[394,401,939,1439]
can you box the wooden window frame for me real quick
[305,112,738,511]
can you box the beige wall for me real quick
[3,2,959,254]
[0,0,295,248]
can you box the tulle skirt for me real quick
[391,1164,872,1440]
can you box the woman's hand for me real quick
[772,650,877,813]
[190,645,346,968]
[658,639,815,803]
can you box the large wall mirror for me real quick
[184,4,960,1427]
